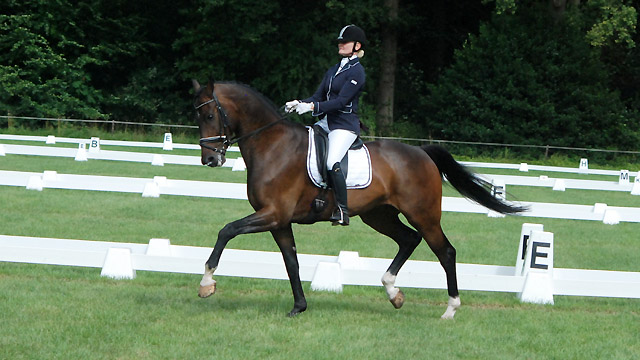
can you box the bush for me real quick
[421,4,640,153]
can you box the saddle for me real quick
[312,124,364,186]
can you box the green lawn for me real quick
[1,143,639,359]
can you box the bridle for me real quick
[195,91,232,156]
[194,90,287,156]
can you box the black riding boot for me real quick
[328,162,349,226]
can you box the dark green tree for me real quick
[0,0,106,120]
[421,2,639,151]
[174,0,386,130]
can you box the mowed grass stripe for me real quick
[1,147,639,359]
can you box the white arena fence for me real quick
[0,133,239,152]
[0,143,245,169]
[2,136,640,196]
[1,141,638,192]
[1,133,639,178]
[1,170,640,224]
[1,224,639,305]
[2,133,639,305]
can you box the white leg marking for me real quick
[441,296,461,319]
[381,272,399,300]
[200,266,216,287]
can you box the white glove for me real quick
[285,100,300,113]
[296,102,314,115]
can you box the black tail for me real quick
[422,145,528,215]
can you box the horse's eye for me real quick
[207,114,214,120]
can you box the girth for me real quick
[312,124,364,186]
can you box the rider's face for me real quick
[338,41,360,57]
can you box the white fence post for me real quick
[518,231,554,305]
[619,170,630,185]
[579,158,589,174]
[488,179,506,218]
[163,133,173,151]
[311,262,343,293]
[101,248,136,279]
[89,137,100,153]
[515,223,544,276]
[632,174,640,195]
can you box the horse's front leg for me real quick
[271,225,307,317]
[198,209,278,298]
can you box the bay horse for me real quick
[192,80,525,319]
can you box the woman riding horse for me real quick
[285,24,368,226]
[194,80,526,318]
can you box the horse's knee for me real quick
[444,245,456,261]
[218,223,236,240]
[407,231,422,247]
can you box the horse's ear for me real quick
[206,78,215,94]
[192,79,201,93]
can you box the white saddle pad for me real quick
[306,127,372,189]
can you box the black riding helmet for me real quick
[336,24,367,50]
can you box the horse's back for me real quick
[365,139,440,180]
[353,139,443,211]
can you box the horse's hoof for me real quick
[287,306,307,317]
[390,290,405,309]
[440,296,460,319]
[198,283,216,298]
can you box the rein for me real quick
[195,92,287,155]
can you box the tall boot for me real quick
[328,162,349,226]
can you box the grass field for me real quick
[1,140,639,359]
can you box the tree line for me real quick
[1,0,639,152]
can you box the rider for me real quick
[285,24,367,226]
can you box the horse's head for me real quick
[192,79,232,167]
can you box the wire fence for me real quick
[0,115,198,129]
[362,135,640,156]
[2,114,640,160]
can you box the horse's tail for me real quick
[422,144,527,215]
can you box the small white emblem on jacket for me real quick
[351,80,358,85]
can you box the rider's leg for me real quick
[326,129,357,226]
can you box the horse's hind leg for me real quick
[432,231,460,319]
[360,205,422,309]
[413,222,460,319]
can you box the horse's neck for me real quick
[238,121,306,170]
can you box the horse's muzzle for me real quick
[202,153,226,167]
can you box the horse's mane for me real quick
[216,81,283,118]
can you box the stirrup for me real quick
[330,207,349,226]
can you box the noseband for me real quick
[195,91,230,156]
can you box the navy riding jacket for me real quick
[302,57,365,135]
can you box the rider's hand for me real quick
[285,100,300,113]
[296,102,313,115]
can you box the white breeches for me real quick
[326,129,357,169]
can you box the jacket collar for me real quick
[334,56,360,76]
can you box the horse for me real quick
[192,80,526,318]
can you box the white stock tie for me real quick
[336,57,349,75]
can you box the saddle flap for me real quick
[350,137,364,150]
[313,125,329,183]
[307,127,372,190]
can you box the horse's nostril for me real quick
[202,156,213,166]
[202,154,221,167]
